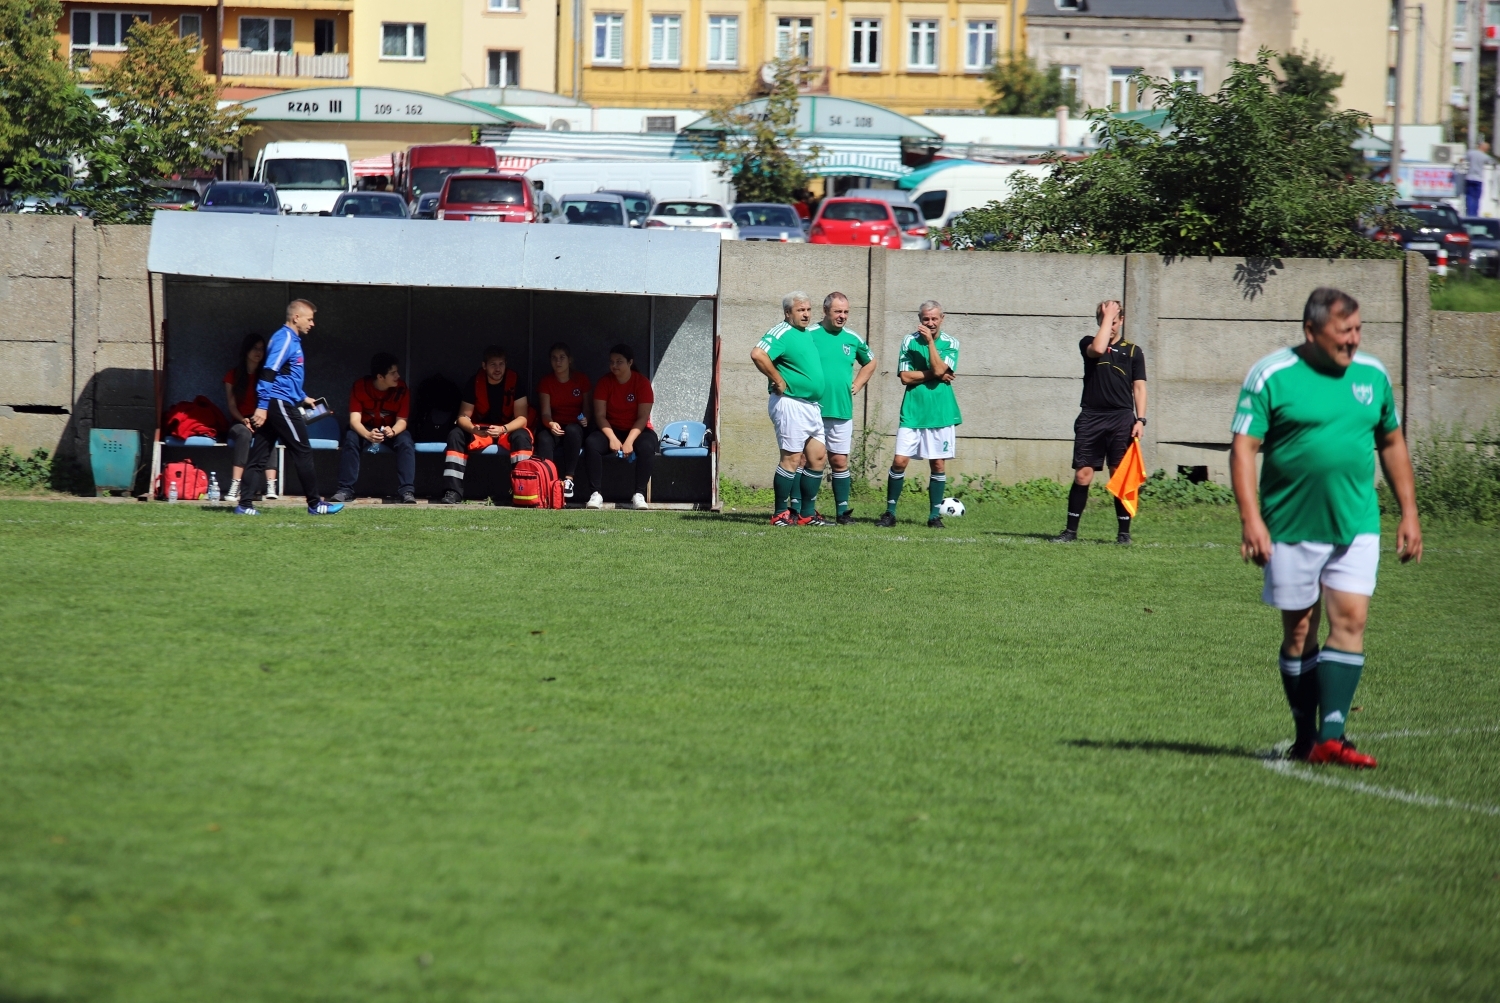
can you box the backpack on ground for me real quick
[157,460,208,500]
[511,457,563,509]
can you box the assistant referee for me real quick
[1054,299,1146,544]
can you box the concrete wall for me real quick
[1428,311,1500,431]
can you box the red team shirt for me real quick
[349,376,410,429]
[594,370,654,431]
[538,372,592,425]
[224,368,257,418]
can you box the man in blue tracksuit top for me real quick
[237,299,342,516]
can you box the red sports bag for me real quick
[511,457,564,509]
[157,460,209,501]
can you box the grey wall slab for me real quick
[1156,256,1405,322]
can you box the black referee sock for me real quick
[1114,496,1132,536]
[1066,483,1089,532]
[1280,647,1321,750]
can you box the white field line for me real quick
[1349,725,1500,741]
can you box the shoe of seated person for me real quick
[628,493,648,510]
[563,477,575,500]
[225,480,241,504]
[330,489,356,503]
[263,484,279,500]
[398,492,417,504]
[436,490,463,505]
[586,491,604,510]
[308,500,343,516]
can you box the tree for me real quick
[0,0,100,186]
[947,53,1403,259]
[707,59,820,204]
[1277,51,1361,177]
[983,54,1078,117]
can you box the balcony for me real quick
[222,50,349,79]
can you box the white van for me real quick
[524,160,733,211]
[903,163,1052,228]
[253,141,353,215]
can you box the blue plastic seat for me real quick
[660,420,710,457]
[414,441,446,454]
[165,435,219,447]
[305,414,341,450]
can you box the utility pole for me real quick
[1471,0,1482,145]
[215,0,224,84]
[572,0,582,102]
[1392,0,1406,192]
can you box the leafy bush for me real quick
[0,446,52,490]
[1137,468,1235,506]
[1388,422,1500,522]
[949,476,1067,504]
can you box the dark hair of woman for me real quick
[233,332,265,396]
[608,343,636,370]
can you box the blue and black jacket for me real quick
[257,325,305,409]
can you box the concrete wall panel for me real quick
[0,342,72,406]
[907,313,1087,379]
[97,278,155,344]
[0,277,76,343]
[883,251,1125,319]
[0,216,75,278]
[99,225,152,281]
[1157,257,1404,322]
[0,409,69,453]
[943,376,1079,440]
[1155,320,1406,383]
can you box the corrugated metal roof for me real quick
[1026,0,1240,19]
[146,212,721,297]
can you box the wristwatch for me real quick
[1135,416,1148,425]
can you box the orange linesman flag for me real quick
[1106,438,1147,517]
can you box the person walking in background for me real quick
[331,353,415,505]
[751,292,827,526]
[1465,140,1493,218]
[238,299,342,517]
[812,292,875,524]
[222,333,276,504]
[879,301,960,530]
[581,344,656,510]
[1053,300,1146,545]
[439,346,532,505]
[534,342,591,502]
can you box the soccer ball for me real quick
[939,498,965,517]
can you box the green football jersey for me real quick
[898,331,962,429]
[1232,347,1400,545]
[812,322,873,421]
[756,321,824,402]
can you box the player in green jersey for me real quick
[751,291,829,526]
[808,292,875,524]
[879,301,961,530]
[1231,287,1422,768]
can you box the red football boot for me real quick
[1308,738,1377,769]
[798,511,830,526]
[771,509,796,526]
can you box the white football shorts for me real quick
[894,425,957,460]
[767,395,825,453]
[1262,534,1380,610]
[823,418,853,455]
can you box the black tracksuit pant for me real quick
[534,422,585,480]
[442,426,533,500]
[582,426,657,499]
[244,398,320,505]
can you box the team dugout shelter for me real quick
[145,213,722,508]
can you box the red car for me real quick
[436,172,538,223]
[808,198,903,249]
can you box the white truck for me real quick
[253,141,353,215]
[523,160,733,214]
[903,163,1052,228]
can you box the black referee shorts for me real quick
[1072,409,1135,471]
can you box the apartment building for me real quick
[555,0,1024,115]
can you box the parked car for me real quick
[1462,217,1500,277]
[198,182,281,215]
[537,189,561,223]
[1378,200,1469,266]
[839,189,930,248]
[558,193,630,227]
[149,183,201,211]
[597,189,653,226]
[412,192,441,220]
[327,192,409,218]
[3,191,89,216]
[731,203,806,242]
[397,144,499,207]
[526,160,732,206]
[436,173,538,223]
[644,200,738,239]
[253,141,352,216]
[808,197,903,249]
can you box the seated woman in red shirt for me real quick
[533,341,591,501]
[222,333,277,503]
[582,343,656,510]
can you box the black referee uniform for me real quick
[1063,334,1146,539]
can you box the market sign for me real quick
[682,97,940,140]
[239,88,535,126]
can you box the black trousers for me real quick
[443,425,533,499]
[582,426,657,499]
[226,422,254,468]
[534,422,585,479]
[338,428,415,496]
[245,399,319,505]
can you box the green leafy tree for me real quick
[948,53,1403,259]
[983,54,1078,117]
[0,0,100,193]
[1276,51,1361,177]
[708,58,820,204]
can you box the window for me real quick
[489,0,521,9]
[777,17,812,61]
[314,19,335,55]
[1173,66,1204,91]
[594,13,624,63]
[1387,66,1397,105]
[707,15,738,66]
[1059,64,1081,93]
[965,20,995,70]
[1457,0,1470,38]
[488,50,520,86]
[242,17,293,53]
[381,22,425,60]
[650,14,681,65]
[1109,67,1141,110]
[1454,58,1468,88]
[446,178,525,205]
[908,19,938,70]
[1489,1,1500,25]
[645,115,676,132]
[1056,0,1081,8]
[262,159,350,191]
[70,11,150,50]
[850,19,880,69]
[178,13,201,39]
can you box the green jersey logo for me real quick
[1352,383,1374,406]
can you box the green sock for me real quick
[885,469,904,514]
[1316,648,1365,740]
[832,470,852,514]
[928,474,946,520]
[800,468,824,516]
[788,467,804,514]
[773,467,797,514]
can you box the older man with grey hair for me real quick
[880,299,961,529]
[750,291,828,525]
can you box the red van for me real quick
[397,145,499,206]
[436,173,538,223]
[808,198,903,249]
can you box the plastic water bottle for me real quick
[207,473,220,503]
[367,436,382,454]
[578,410,587,428]
[167,479,178,503]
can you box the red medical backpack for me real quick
[511,457,564,509]
[157,460,208,501]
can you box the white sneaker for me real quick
[585,491,604,510]
[224,480,241,504]
[629,493,648,510]
[263,484,279,500]
[563,477,575,500]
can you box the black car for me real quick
[327,192,409,218]
[1383,200,1470,266]
[199,181,281,215]
[1462,217,1500,277]
[412,192,441,220]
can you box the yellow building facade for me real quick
[557,0,1024,115]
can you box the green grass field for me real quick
[2,494,1498,1002]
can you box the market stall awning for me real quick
[238,87,539,127]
